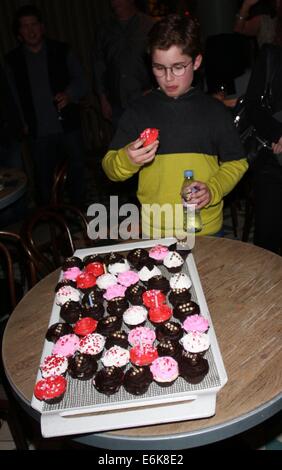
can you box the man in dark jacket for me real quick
[0,62,23,168]
[6,4,88,206]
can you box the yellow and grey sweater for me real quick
[102,87,248,237]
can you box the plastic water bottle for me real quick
[181,170,203,233]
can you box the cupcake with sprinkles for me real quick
[40,355,68,378]
[148,244,169,264]
[34,375,67,404]
[150,356,179,387]
[78,333,105,359]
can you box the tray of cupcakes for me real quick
[31,238,227,438]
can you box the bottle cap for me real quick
[184,170,193,178]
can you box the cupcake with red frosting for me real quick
[149,304,173,326]
[76,272,97,292]
[73,317,98,336]
[84,261,105,277]
[142,290,166,308]
[130,343,158,366]
[34,375,67,404]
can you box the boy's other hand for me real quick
[187,181,211,209]
[126,137,159,165]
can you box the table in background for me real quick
[0,168,27,210]
[2,237,282,450]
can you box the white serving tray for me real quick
[31,238,227,438]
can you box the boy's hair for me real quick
[148,14,202,60]
[13,4,43,37]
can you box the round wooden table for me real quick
[0,168,27,210]
[2,237,282,449]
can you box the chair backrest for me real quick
[50,159,68,205]
[0,231,37,315]
[46,203,92,249]
[22,208,75,278]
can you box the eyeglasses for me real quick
[152,61,193,77]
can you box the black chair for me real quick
[0,231,38,450]
[21,208,75,279]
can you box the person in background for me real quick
[234,0,281,47]
[5,4,88,207]
[0,62,23,169]
[246,43,282,254]
[102,14,248,239]
[93,0,155,130]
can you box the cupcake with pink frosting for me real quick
[103,284,127,301]
[117,270,139,287]
[63,267,82,281]
[150,356,179,387]
[183,314,209,334]
[52,333,80,357]
[128,326,156,346]
[148,244,169,264]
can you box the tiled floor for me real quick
[0,162,281,450]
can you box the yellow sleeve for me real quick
[206,158,249,206]
[102,148,140,182]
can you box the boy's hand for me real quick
[126,137,159,165]
[185,181,211,209]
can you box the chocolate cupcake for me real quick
[127,248,149,270]
[68,352,98,380]
[105,330,129,350]
[46,322,73,342]
[156,321,183,342]
[173,301,200,322]
[103,252,124,266]
[60,300,82,324]
[147,275,170,293]
[123,366,153,395]
[83,287,104,305]
[168,288,191,306]
[93,366,124,395]
[62,256,83,271]
[157,339,183,362]
[179,352,209,384]
[83,253,104,266]
[107,297,129,317]
[125,284,145,305]
[55,278,76,292]
[81,292,105,321]
[96,315,122,336]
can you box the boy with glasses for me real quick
[102,14,248,238]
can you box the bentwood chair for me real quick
[21,209,75,279]
[0,231,39,450]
